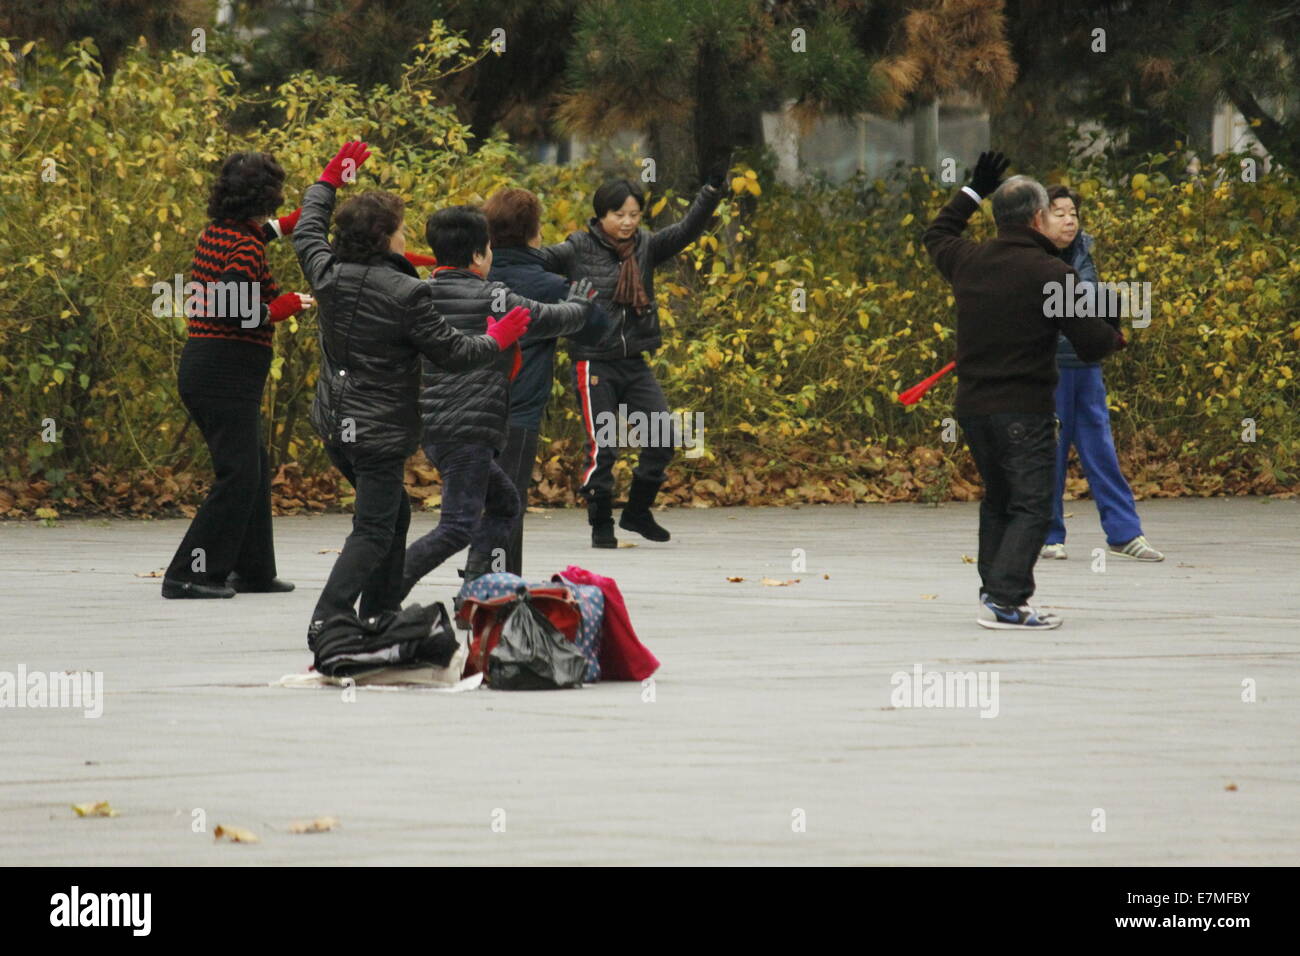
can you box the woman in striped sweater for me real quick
[162,152,314,599]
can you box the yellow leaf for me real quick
[21,40,35,56]
[651,196,667,217]
[214,825,260,843]
[288,816,339,834]
[900,213,914,226]
[72,801,119,818]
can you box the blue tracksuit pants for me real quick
[1047,365,1144,547]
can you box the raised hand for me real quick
[567,277,598,302]
[319,141,372,188]
[271,207,301,237]
[969,150,1011,199]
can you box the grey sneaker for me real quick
[1040,543,1068,560]
[1109,535,1164,562]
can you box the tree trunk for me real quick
[912,99,939,171]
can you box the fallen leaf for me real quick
[214,825,260,843]
[288,816,339,834]
[920,594,938,600]
[960,554,975,564]
[1225,783,1238,792]
[134,569,165,578]
[760,577,800,587]
[316,548,341,554]
[617,541,638,548]
[726,576,745,583]
[72,801,119,818]
[822,573,830,579]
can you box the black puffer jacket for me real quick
[418,268,590,452]
[540,184,722,360]
[293,183,500,458]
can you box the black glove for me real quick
[968,150,1010,199]
[567,277,597,303]
[705,151,734,192]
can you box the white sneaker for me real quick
[1040,543,1067,560]
[1109,535,1165,561]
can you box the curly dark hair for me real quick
[333,190,405,263]
[206,152,286,222]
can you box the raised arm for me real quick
[260,208,301,244]
[293,140,373,292]
[503,279,592,343]
[925,151,1010,282]
[292,182,340,293]
[647,184,723,266]
[536,239,577,277]
[922,189,982,282]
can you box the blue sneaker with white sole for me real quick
[977,597,1062,630]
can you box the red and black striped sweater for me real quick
[178,219,282,399]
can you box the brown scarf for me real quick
[594,222,650,311]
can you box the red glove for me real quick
[269,207,301,238]
[267,292,312,323]
[404,251,438,267]
[485,306,531,350]
[319,141,372,188]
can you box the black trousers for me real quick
[166,392,277,584]
[958,412,1058,607]
[498,425,539,576]
[313,443,410,622]
[401,442,519,597]
[572,355,677,499]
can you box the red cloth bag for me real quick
[558,565,659,681]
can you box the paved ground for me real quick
[1,497,1297,865]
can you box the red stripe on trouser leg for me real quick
[576,361,600,489]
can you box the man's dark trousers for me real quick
[313,442,410,622]
[573,354,677,500]
[402,442,519,594]
[958,412,1057,607]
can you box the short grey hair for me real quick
[991,175,1049,227]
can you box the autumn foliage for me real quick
[1,31,1297,522]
